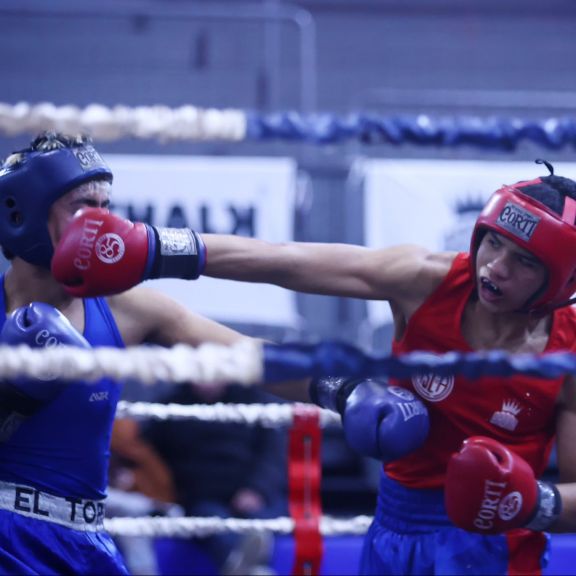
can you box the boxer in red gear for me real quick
[53,160,576,575]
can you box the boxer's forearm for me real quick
[203,234,291,283]
[203,233,377,297]
[551,483,576,532]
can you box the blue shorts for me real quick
[0,480,128,575]
[360,472,550,576]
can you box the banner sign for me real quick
[107,155,299,326]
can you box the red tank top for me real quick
[385,252,576,489]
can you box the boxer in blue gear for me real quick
[0,295,129,574]
[0,131,255,574]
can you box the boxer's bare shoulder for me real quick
[106,286,242,348]
[365,245,455,309]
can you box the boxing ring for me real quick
[1,340,576,574]
[1,102,576,575]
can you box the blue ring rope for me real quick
[247,113,576,149]
[263,342,576,382]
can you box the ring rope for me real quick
[116,400,341,428]
[2,101,576,150]
[0,102,246,143]
[104,514,373,538]
[3,341,576,384]
[0,340,262,385]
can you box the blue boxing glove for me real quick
[0,302,90,440]
[310,377,429,461]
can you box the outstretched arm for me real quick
[53,208,451,313]
[204,233,446,305]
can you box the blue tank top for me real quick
[0,275,125,499]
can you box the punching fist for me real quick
[310,377,429,461]
[0,302,90,440]
[445,436,562,534]
[51,208,206,297]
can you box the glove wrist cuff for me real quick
[309,377,359,414]
[524,481,562,532]
[147,226,206,280]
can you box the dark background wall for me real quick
[1,0,575,345]
[2,0,576,117]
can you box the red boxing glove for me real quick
[52,208,206,297]
[445,436,561,534]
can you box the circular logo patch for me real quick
[412,373,454,402]
[498,491,523,521]
[95,233,125,264]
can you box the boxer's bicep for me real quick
[109,287,244,348]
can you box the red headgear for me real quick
[470,178,576,312]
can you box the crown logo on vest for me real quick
[490,399,522,431]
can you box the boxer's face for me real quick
[475,231,547,312]
[48,180,111,249]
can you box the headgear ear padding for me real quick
[0,143,113,268]
[470,178,576,312]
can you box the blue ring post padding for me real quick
[262,341,576,383]
[245,112,576,150]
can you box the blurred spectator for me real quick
[112,381,288,576]
[110,418,176,503]
[107,418,182,575]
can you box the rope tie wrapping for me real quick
[288,405,323,576]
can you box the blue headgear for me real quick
[0,142,113,268]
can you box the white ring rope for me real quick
[105,514,373,538]
[0,340,262,386]
[0,102,247,142]
[116,400,341,428]
[0,339,359,540]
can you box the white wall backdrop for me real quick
[361,159,576,325]
[107,155,300,326]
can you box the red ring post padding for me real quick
[288,405,324,576]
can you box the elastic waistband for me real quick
[0,480,105,532]
[376,472,450,532]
